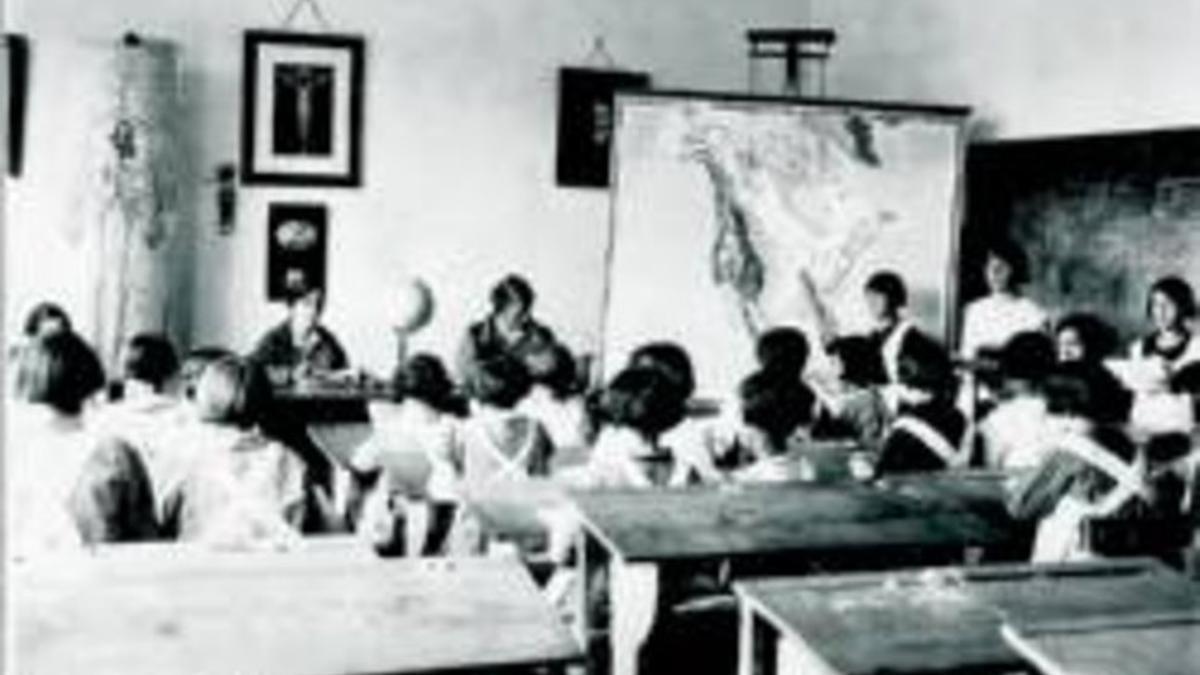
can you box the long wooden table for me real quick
[572,482,1015,675]
[13,542,583,675]
[733,558,1197,675]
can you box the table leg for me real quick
[609,558,659,675]
[738,601,756,675]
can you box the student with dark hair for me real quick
[1055,313,1118,364]
[960,240,1048,360]
[811,335,889,444]
[23,301,73,339]
[1006,363,1168,562]
[162,356,315,546]
[755,327,810,380]
[251,285,349,382]
[1054,314,1132,424]
[576,367,696,488]
[626,341,729,481]
[8,333,157,556]
[92,333,192,521]
[978,331,1057,470]
[518,343,589,450]
[457,273,560,384]
[732,371,815,484]
[862,270,936,387]
[629,341,696,404]
[874,337,967,475]
[351,353,461,555]
[458,353,554,488]
[1130,275,1200,373]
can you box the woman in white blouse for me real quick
[1129,275,1200,373]
[960,240,1048,361]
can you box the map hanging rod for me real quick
[746,28,836,97]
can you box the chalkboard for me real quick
[962,128,1200,345]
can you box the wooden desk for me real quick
[876,469,1032,558]
[15,546,582,675]
[573,482,1013,675]
[1002,615,1200,675]
[733,558,1194,675]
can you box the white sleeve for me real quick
[959,302,981,359]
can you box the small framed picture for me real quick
[555,67,650,188]
[241,30,364,186]
[266,202,328,300]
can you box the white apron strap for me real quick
[891,415,962,468]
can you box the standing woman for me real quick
[1130,275,1200,373]
[960,240,1048,361]
[456,274,559,383]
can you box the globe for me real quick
[393,277,434,334]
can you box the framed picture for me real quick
[241,30,364,186]
[555,67,650,188]
[266,202,328,300]
[5,34,29,177]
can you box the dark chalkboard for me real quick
[961,128,1200,344]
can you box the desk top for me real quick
[14,549,581,675]
[875,470,1020,532]
[572,482,1010,563]
[734,558,1195,675]
[1003,616,1200,675]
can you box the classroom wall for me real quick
[8,0,1200,375]
[813,0,1200,140]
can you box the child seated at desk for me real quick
[162,356,315,549]
[731,371,816,484]
[810,335,889,445]
[458,354,554,487]
[572,366,698,488]
[8,332,157,556]
[351,353,460,555]
[977,331,1057,471]
[874,337,967,475]
[1007,363,1159,563]
[517,343,589,451]
[93,333,191,521]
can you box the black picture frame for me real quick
[6,34,29,177]
[555,67,650,188]
[266,202,328,300]
[241,30,364,186]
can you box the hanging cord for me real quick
[280,0,333,31]
[583,35,616,69]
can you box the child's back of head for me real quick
[755,327,810,380]
[739,370,814,454]
[466,353,532,411]
[393,352,456,413]
[1000,331,1057,399]
[193,356,273,430]
[600,366,685,442]
[523,343,580,400]
[628,341,695,405]
[123,333,180,393]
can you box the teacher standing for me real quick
[457,274,558,383]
